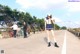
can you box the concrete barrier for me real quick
[68,29,80,37]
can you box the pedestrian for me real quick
[10,22,18,38]
[23,21,27,38]
[44,14,59,47]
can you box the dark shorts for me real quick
[46,24,54,30]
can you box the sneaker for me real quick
[54,42,59,48]
[48,42,51,47]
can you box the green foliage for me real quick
[61,26,67,30]
[0,31,1,34]
[54,24,60,30]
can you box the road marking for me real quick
[61,31,66,54]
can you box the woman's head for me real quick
[46,14,52,19]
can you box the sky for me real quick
[0,0,80,28]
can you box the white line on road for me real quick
[61,30,66,54]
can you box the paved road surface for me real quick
[0,30,80,54]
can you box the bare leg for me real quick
[46,30,50,42]
[51,30,56,42]
[51,30,59,47]
[46,30,51,47]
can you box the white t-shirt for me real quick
[11,24,18,30]
[45,18,55,24]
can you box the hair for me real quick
[50,15,52,18]
[46,15,52,19]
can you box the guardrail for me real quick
[68,29,80,37]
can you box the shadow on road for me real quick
[44,37,48,44]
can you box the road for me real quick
[0,30,80,54]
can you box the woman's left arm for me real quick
[51,18,55,24]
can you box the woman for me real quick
[45,14,59,47]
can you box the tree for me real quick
[0,4,5,21]
[0,4,13,25]
[38,19,45,30]
[54,24,60,30]
[11,9,20,21]
[61,26,67,30]
[24,12,33,24]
